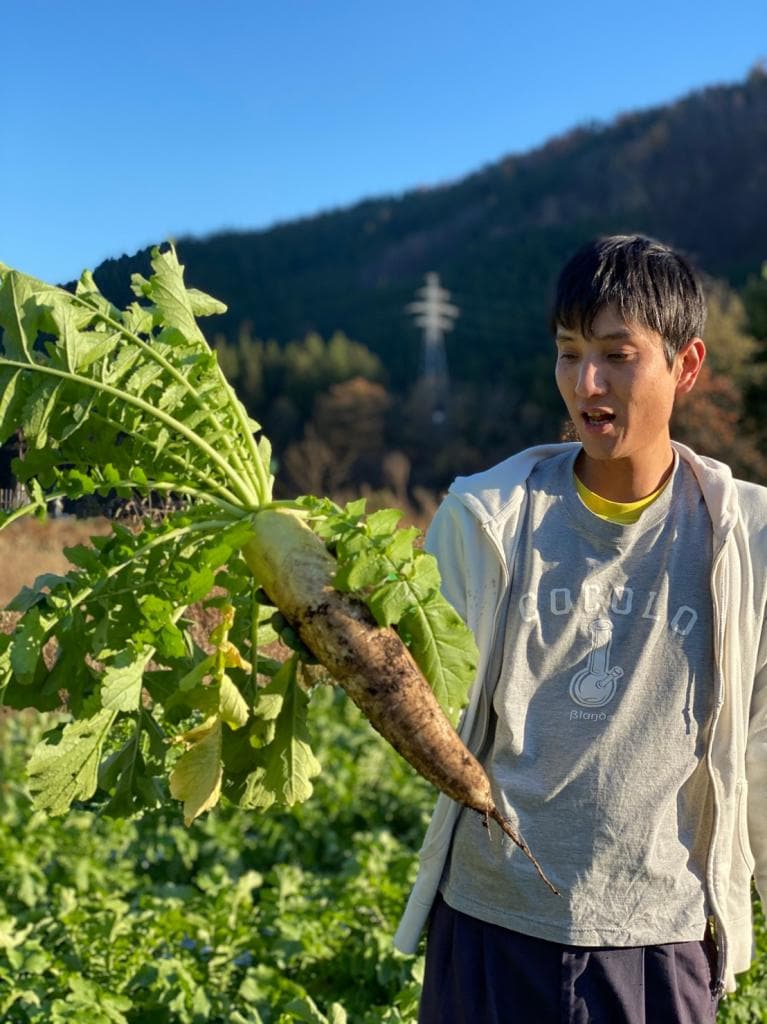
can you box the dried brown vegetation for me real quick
[0,517,112,613]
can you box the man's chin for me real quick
[575,439,622,466]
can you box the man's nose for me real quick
[575,358,607,397]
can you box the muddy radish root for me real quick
[487,809,560,895]
[242,508,559,895]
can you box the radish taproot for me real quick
[242,508,559,894]
[0,246,556,894]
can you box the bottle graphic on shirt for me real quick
[569,618,624,708]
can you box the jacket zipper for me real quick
[706,537,728,998]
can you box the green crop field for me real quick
[0,692,429,1023]
[1,692,765,1023]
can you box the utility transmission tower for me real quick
[405,272,459,424]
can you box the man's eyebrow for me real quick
[592,327,633,341]
[555,327,634,343]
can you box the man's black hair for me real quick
[550,235,706,366]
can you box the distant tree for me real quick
[281,377,391,497]
[213,325,266,407]
[671,364,764,477]
[672,279,767,481]
[702,280,762,385]
[281,331,385,412]
[213,328,386,461]
[742,262,767,342]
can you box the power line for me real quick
[405,273,460,424]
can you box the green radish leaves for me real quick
[237,656,323,810]
[27,708,119,816]
[0,245,272,518]
[0,251,478,826]
[300,497,478,725]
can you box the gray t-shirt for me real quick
[442,449,715,946]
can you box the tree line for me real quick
[206,264,767,517]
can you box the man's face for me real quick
[554,305,694,485]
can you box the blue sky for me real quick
[2,1,764,284]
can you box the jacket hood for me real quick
[448,441,739,543]
[448,443,575,526]
[671,441,739,540]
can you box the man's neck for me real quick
[574,449,675,503]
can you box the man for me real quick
[394,235,767,1023]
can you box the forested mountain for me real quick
[91,70,767,359]
[77,68,767,495]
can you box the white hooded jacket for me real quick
[394,442,767,995]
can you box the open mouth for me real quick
[581,411,615,427]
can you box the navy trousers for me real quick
[419,894,720,1024]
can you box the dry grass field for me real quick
[0,515,234,654]
[0,516,112,610]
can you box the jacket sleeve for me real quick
[740,481,767,905]
[747,641,767,904]
[424,493,470,623]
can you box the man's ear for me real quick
[675,337,706,396]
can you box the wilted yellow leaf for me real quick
[169,716,223,825]
[219,673,249,730]
[222,640,252,673]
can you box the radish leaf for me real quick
[240,658,322,809]
[170,717,224,826]
[0,250,478,823]
[301,496,478,725]
[27,709,118,815]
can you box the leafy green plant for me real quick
[717,892,767,1023]
[0,695,429,1023]
[0,247,478,825]
[1,702,764,1022]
